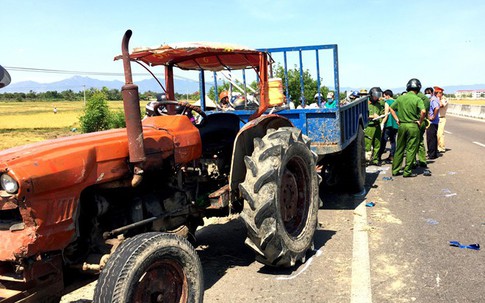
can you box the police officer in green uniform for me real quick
[365,87,384,165]
[416,89,431,167]
[389,79,426,177]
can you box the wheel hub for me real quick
[279,158,310,237]
[281,170,298,222]
[134,259,188,303]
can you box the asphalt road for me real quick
[61,115,485,303]
[364,115,485,303]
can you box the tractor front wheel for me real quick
[94,232,203,303]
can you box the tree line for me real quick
[0,87,201,102]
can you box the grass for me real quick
[0,98,483,150]
[0,100,130,150]
[449,99,485,106]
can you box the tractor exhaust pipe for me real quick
[121,30,145,187]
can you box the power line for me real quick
[4,66,200,82]
[4,66,143,77]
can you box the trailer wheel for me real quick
[93,232,203,303]
[337,125,366,193]
[239,127,319,267]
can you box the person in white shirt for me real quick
[437,87,448,153]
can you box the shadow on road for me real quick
[197,165,381,289]
[196,216,337,284]
[319,169,379,210]
[257,228,336,276]
[195,218,255,290]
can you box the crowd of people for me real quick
[364,78,449,177]
[214,79,450,179]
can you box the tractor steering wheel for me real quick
[151,101,207,126]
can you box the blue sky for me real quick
[2,0,484,90]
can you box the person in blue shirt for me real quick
[325,91,338,109]
[426,87,441,159]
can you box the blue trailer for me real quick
[204,44,369,193]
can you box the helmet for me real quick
[314,92,323,99]
[351,91,360,98]
[369,87,383,101]
[359,89,368,95]
[406,78,422,92]
[232,95,246,109]
[156,93,167,101]
[219,91,228,101]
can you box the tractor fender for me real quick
[229,114,292,194]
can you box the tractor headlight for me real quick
[0,174,19,194]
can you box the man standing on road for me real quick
[426,88,441,159]
[365,87,384,165]
[377,89,398,164]
[390,78,426,177]
[416,88,431,168]
[436,86,448,153]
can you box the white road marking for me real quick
[444,130,452,134]
[275,249,323,280]
[473,141,485,148]
[351,202,372,303]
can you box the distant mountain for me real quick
[3,76,202,94]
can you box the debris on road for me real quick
[425,218,439,225]
[449,241,480,250]
[441,188,457,198]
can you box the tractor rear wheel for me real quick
[239,127,319,267]
[94,232,203,303]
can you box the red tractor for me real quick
[0,30,319,302]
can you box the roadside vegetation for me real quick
[0,82,482,150]
[0,87,200,102]
[79,91,126,133]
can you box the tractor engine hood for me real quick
[0,115,201,261]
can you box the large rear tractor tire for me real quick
[94,232,203,303]
[239,127,319,267]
